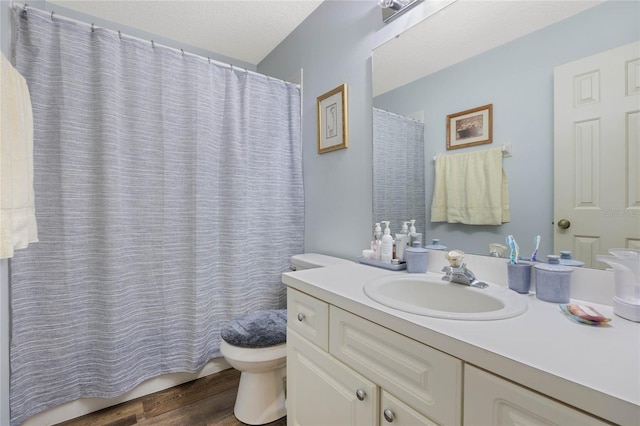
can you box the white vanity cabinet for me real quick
[463,365,610,426]
[283,261,638,425]
[287,288,461,426]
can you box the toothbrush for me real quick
[506,235,516,264]
[531,235,541,262]
[514,237,519,264]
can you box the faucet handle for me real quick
[441,265,452,281]
[445,250,465,268]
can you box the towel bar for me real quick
[433,143,512,161]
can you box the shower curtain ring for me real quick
[91,23,95,33]
[151,40,155,49]
[181,49,185,57]
[23,4,28,14]
[51,11,55,21]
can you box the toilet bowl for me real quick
[220,339,287,425]
[219,253,353,425]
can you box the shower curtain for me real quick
[373,108,425,234]
[9,6,303,425]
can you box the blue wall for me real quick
[259,0,447,260]
[261,0,640,260]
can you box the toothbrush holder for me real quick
[506,262,532,294]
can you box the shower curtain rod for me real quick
[15,2,299,88]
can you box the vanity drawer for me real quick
[330,306,463,426]
[287,288,329,351]
[463,364,610,425]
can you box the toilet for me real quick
[219,253,352,425]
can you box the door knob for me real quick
[557,219,571,229]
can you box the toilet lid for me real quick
[220,309,287,348]
[291,253,353,270]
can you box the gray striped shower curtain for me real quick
[10,6,303,425]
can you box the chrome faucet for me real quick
[442,249,488,288]
[441,264,488,288]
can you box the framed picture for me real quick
[317,84,348,154]
[446,104,493,150]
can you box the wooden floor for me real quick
[55,368,287,426]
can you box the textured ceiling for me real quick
[48,0,324,65]
[373,0,604,96]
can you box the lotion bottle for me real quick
[395,221,410,262]
[371,222,382,260]
[380,221,393,264]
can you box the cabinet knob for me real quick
[297,312,305,322]
[355,389,366,401]
[383,408,395,422]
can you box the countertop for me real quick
[282,262,640,425]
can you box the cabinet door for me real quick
[381,391,439,426]
[330,307,462,425]
[287,329,378,426]
[463,365,609,426]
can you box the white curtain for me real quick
[10,6,303,425]
[373,108,425,234]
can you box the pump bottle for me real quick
[395,221,410,262]
[371,223,383,260]
[381,221,393,264]
[409,219,422,247]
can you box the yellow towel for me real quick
[1,53,38,258]
[431,147,510,225]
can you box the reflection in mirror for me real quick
[372,0,640,268]
[373,108,425,236]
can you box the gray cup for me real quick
[507,262,532,294]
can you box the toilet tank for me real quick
[290,253,353,271]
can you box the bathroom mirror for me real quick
[372,0,639,268]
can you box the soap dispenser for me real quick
[380,221,393,264]
[596,249,640,322]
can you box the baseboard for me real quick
[22,357,231,426]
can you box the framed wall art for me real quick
[446,104,493,150]
[317,84,348,154]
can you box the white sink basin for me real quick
[363,273,528,320]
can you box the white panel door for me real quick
[554,40,640,267]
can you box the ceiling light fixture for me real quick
[378,0,424,23]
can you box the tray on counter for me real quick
[357,256,406,271]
